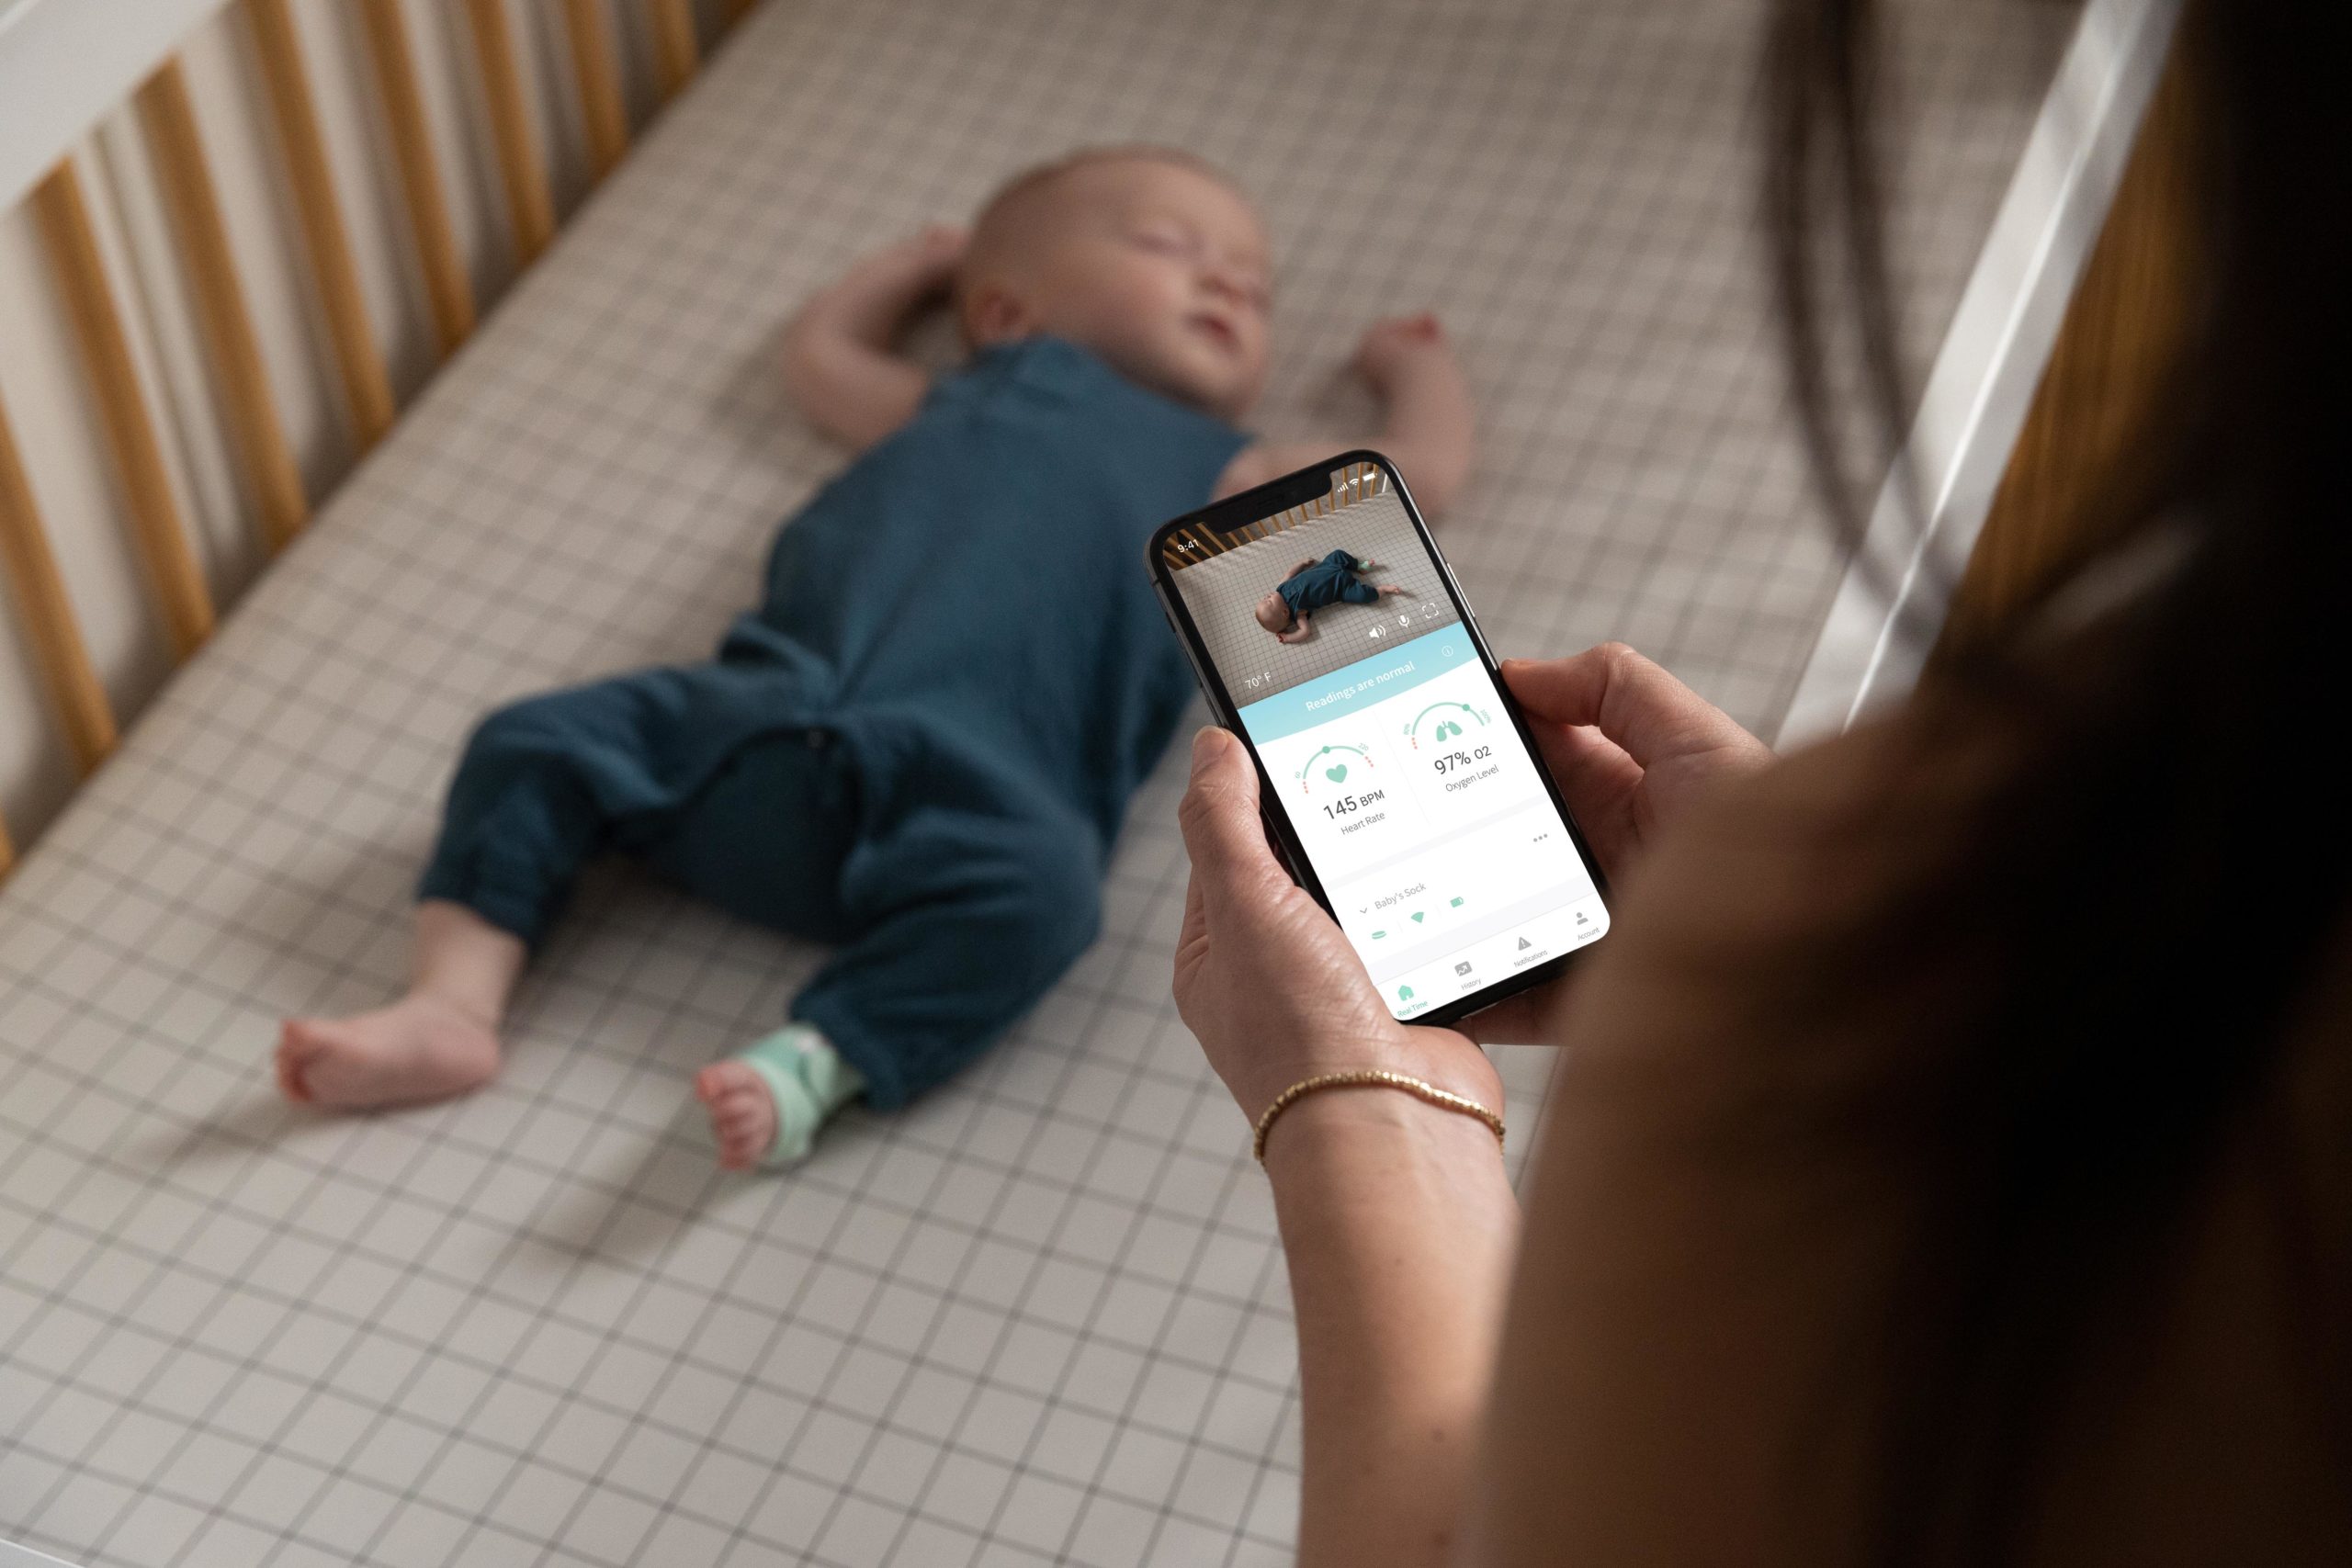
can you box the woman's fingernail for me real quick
[1192,727,1223,771]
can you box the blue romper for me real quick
[420,338,1248,1107]
[1278,550,1380,619]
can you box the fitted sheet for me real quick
[0,1,2074,1563]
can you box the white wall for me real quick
[0,0,726,847]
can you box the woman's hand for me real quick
[1180,736,1519,1568]
[1460,644,1772,1043]
[1503,644,1772,878]
[1173,727,1502,1128]
[1173,646,1766,1090]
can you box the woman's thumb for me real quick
[1178,727,1274,900]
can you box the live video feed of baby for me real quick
[1169,468,1609,1020]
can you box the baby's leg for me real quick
[281,671,742,1111]
[278,900,520,1108]
[620,728,865,1168]
[695,1024,865,1170]
[691,795,1103,1168]
[785,799,1104,1117]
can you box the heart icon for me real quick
[1325,764,1348,783]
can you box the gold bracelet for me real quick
[1252,1069,1505,1164]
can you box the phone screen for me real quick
[1156,457,1610,1023]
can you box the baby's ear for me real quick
[966,284,1033,344]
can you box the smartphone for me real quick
[1148,450,1611,1028]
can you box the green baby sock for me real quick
[735,1023,867,1168]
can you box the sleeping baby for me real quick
[1255,549,1414,644]
[276,146,1476,1168]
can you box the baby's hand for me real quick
[854,223,969,292]
[908,222,970,272]
[1353,311,1455,389]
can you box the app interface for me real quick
[1164,465,1607,1020]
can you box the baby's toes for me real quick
[695,1060,755,1102]
[717,1117,767,1170]
[276,1025,318,1102]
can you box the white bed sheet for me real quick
[0,1,2071,1562]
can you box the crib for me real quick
[0,0,2177,1563]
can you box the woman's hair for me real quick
[1766,1,2351,1559]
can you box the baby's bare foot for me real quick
[695,1061,778,1171]
[277,994,500,1110]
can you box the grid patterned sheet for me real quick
[0,1,2073,1562]
[1173,491,1463,702]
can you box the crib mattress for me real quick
[0,1,2073,1563]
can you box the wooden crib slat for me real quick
[32,160,216,660]
[360,0,477,356]
[246,0,397,449]
[137,60,310,554]
[649,0,700,100]
[0,395,119,774]
[563,0,632,180]
[463,0,556,265]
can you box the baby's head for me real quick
[957,147,1272,423]
[1253,592,1295,635]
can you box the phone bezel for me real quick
[1146,448,1611,1031]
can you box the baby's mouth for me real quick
[1187,313,1239,351]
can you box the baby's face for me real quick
[972,159,1272,422]
[1254,592,1293,634]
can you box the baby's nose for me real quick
[1202,269,1249,303]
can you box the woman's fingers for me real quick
[1502,645,1771,880]
[1527,723,1644,875]
[1176,728,1286,918]
[1501,645,1761,769]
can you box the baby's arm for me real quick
[1216,312,1476,513]
[1277,612,1313,644]
[1352,314,1475,512]
[782,226,966,452]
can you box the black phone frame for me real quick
[1146,448,1611,1032]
